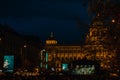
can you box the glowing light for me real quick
[46,52,48,69]
[62,64,68,71]
[3,55,14,72]
[51,67,55,71]
[46,64,48,69]
[112,19,115,23]
[97,13,100,16]
[24,45,27,48]
[46,52,48,62]
[72,65,95,75]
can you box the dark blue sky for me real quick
[0,0,92,44]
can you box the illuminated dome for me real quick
[46,32,57,45]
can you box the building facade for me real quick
[44,34,86,72]
[43,15,117,73]
[0,25,42,71]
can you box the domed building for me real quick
[45,32,57,45]
[44,32,85,72]
[41,14,117,73]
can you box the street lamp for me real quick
[20,45,27,56]
[112,19,115,23]
[40,49,48,70]
[20,44,27,69]
[40,49,45,68]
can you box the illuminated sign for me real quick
[3,55,14,72]
[62,64,68,71]
[72,65,95,75]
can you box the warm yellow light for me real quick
[97,13,100,16]
[46,40,49,44]
[24,45,27,48]
[46,40,57,44]
[112,19,115,23]
[101,63,104,67]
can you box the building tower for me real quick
[44,32,58,70]
[86,13,109,45]
[45,32,57,46]
[85,14,116,71]
[45,32,58,58]
[40,32,58,70]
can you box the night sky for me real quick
[0,0,92,44]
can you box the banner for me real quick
[3,55,14,72]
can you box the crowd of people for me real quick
[0,73,119,80]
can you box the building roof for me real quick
[90,13,105,27]
[47,32,57,40]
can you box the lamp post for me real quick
[40,49,46,68]
[40,49,49,74]
[20,44,27,69]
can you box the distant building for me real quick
[0,24,42,71]
[44,32,85,72]
[0,24,23,70]
[85,14,116,71]
[44,14,117,73]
